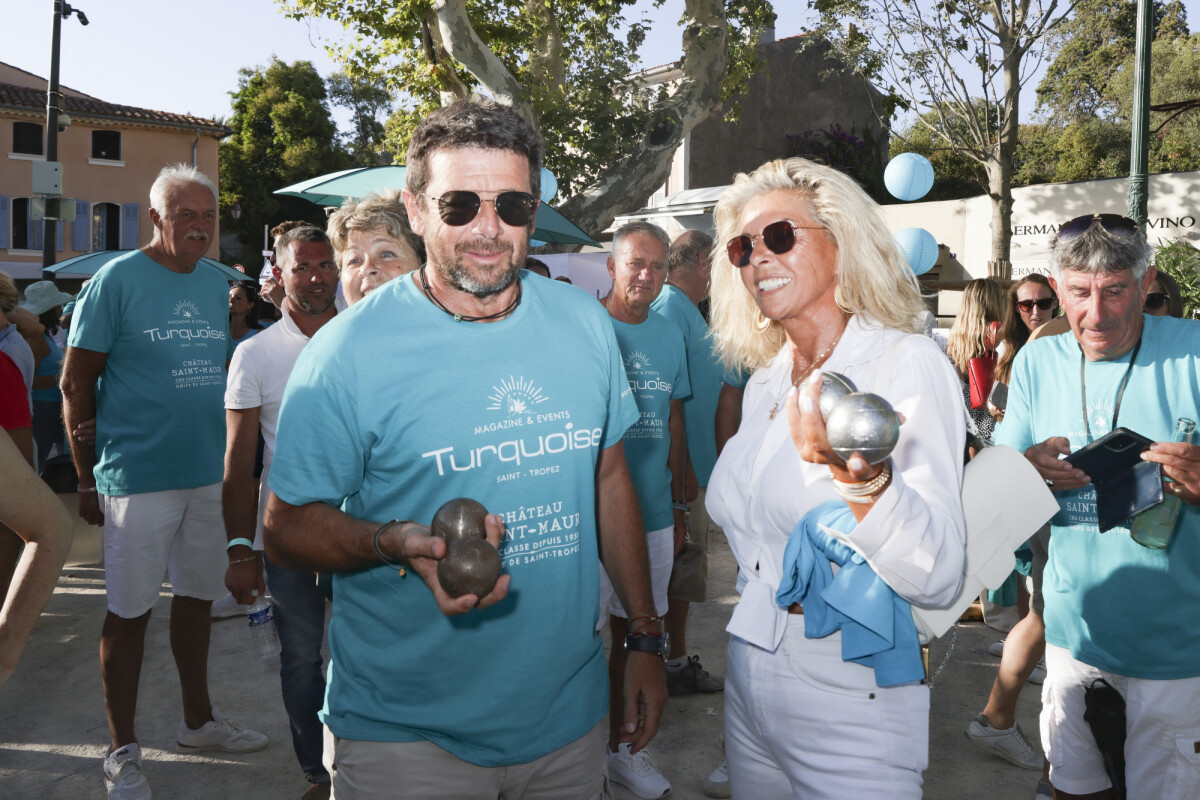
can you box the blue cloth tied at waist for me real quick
[775,501,924,687]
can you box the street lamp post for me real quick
[41,0,88,279]
[1127,0,1153,228]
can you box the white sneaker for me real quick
[103,743,151,800]
[964,714,1043,770]
[703,761,730,798]
[1028,657,1047,685]
[987,639,1005,657]
[606,742,671,799]
[177,706,268,753]
[211,592,251,619]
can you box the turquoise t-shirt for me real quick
[609,310,691,531]
[651,285,722,486]
[68,251,231,495]
[995,314,1200,679]
[31,333,63,403]
[269,272,639,766]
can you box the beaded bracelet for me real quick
[373,519,414,576]
[832,461,893,504]
[672,501,689,512]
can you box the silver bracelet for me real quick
[372,519,412,576]
[831,461,892,503]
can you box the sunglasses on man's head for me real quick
[424,191,538,228]
[1057,213,1138,242]
[1017,297,1057,313]
[726,220,824,268]
[1144,292,1170,311]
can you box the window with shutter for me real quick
[71,200,90,252]
[120,203,139,249]
[91,130,121,161]
[12,123,43,156]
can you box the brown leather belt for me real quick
[787,602,803,615]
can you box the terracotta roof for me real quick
[0,81,229,136]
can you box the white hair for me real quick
[149,163,218,214]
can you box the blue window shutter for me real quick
[120,203,139,249]
[55,219,64,251]
[0,196,8,249]
[72,200,90,252]
[28,210,43,251]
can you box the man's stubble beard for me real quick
[430,234,529,299]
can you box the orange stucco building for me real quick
[0,62,229,280]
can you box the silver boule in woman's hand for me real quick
[801,371,857,421]
[825,392,900,465]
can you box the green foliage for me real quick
[1152,238,1200,318]
[328,70,396,166]
[1111,33,1200,173]
[219,59,349,253]
[1035,0,1189,121]
[280,0,773,205]
[788,123,888,202]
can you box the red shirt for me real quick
[0,351,32,431]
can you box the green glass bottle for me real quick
[1131,417,1196,550]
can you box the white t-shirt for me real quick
[225,297,346,546]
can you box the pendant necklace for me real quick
[420,265,522,323]
[767,316,849,420]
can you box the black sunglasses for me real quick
[424,191,538,227]
[1057,213,1138,242]
[1144,292,1170,311]
[1017,297,1057,313]
[726,220,824,268]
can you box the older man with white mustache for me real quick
[62,164,267,800]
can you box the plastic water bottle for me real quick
[1131,417,1196,550]
[246,590,281,660]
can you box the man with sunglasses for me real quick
[264,98,665,800]
[994,213,1200,800]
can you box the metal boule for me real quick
[825,392,900,465]
[801,371,858,421]
[431,497,489,545]
[437,538,502,598]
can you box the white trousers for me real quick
[725,615,928,800]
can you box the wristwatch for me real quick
[625,632,670,660]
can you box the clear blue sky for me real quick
[1,1,1193,131]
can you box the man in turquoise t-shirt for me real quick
[994,214,1200,800]
[601,221,689,799]
[61,165,266,800]
[263,99,666,800]
[650,230,729,700]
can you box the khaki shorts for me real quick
[101,482,227,618]
[324,720,611,800]
[668,486,716,603]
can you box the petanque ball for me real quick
[437,538,502,598]
[825,392,900,465]
[801,371,858,421]
[431,497,489,545]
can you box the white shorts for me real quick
[102,482,228,618]
[598,526,672,620]
[1041,643,1200,799]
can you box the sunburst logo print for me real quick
[623,350,651,373]
[173,300,201,319]
[487,376,549,417]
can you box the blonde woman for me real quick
[706,158,967,798]
[945,278,1008,440]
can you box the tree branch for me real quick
[433,0,536,125]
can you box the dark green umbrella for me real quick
[47,250,251,282]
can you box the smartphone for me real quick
[1066,427,1163,532]
[987,381,1008,412]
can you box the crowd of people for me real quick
[0,96,1197,800]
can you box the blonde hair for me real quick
[326,191,423,270]
[0,271,17,313]
[709,158,928,373]
[945,278,1007,376]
